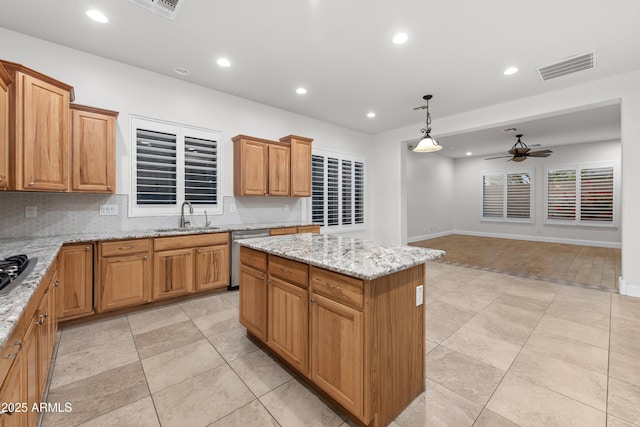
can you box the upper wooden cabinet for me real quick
[233,134,312,197]
[279,135,313,197]
[1,60,74,192]
[70,104,118,193]
[0,63,10,191]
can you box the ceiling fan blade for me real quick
[527,150,553,157]
[485,155,513,160]
[508,149,516,155]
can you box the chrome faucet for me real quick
[180,201,194,228]
[204,210,211,227]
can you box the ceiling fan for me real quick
[485,134,553,162]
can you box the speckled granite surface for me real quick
[238,234,445,280]
[0,221,317,348]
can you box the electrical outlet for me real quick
[25,206,37,218]
[284,204,289,212]
[416,285,424,307]
[229,204,236,213]
[99,204,118,216]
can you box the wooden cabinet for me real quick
[239,247,268,341]
[1,60,74,192]
[268,143,290,196]
[233,134,312,197]
[298,225,321,234]
[0,358,23,425]
[58,243,94,320]
[23,318,38,427]
[0,63,10,191]
[233,136,269,196]
[267,256,309,374]
[270,227,298,236]
[280,135,313,197]
[70,104,118,193]
[153,233,229,299]
[97,239,152,312]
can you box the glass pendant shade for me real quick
[412,135,443,152]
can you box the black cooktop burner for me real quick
[0,254,31,292]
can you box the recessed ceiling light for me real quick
[296,87,307,95]
[366,112,376,118]
[466,152,473,156]
[216,58,231,68]
[86,10,108,23]
[392,33,408,45]
[503,66,519,75]
[174,67,190,75]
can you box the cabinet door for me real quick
[36,290,51,397]
[71,107,116,193]
[99,253,151,312]
[310,293,363,417]
[268,144,290,196]
[239,264,268,341]
[153,249,193,300]
[268,277,308,374]
[194,245,229,291]
[239,139,268,195]
[19,73,69,191]
[58,244,93,320]
[0,356,23,426]
[23,319,38,427]
[290,139,312,196]
[0,67,9,191]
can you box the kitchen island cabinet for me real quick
[238,234,444,427]
[58,243,94,320]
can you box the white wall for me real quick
[371,70,640,296]
[0,28,374,239]
[406,148,455,242]
[452,140,621,247]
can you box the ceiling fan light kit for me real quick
[484,134,553,161]
[409,94,443,152]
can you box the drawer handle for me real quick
[86,246,91,251]
[325,282,343,291]
[37,317,45,325]
[43,312,49,318]
[4,342,22,359]
[250,256,257,261]
[53,279,60,287]
[259,275,265,281]
[280,267,292,274]
[310,299,317,304]
[0,177,3,183]
[119,246,134,250]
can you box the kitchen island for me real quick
[238,234,444,427]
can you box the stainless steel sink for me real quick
[154,227,220,233]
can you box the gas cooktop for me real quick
[0,254,35,293]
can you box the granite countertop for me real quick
[0,221,317,348]
[238,233,445,280]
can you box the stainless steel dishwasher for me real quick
[229,228,270,290]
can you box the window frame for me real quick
[129,115,222,217]
[311,148,366,233]
[544,161,618,228]
[480,169,534,224]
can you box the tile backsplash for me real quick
[0,193,304,238]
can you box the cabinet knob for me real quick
[53,279,60,287]
[310,299,317,304]
[143,255,148,260]
[0,177,3,183]
[29,181,35,187]
[259,275,265,281]
[86,246,91,251]
[107,185,112,190]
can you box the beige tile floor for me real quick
[41,263,640,426]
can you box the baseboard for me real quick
[451,230,621,249]
[619,277,640,297]
[407,230,455,243]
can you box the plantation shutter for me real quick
[354,161,365,224]
[547,169,576,221]
[482,174,504,218]
[580,166,614,222]
[342,160,353,225]
[311,155,325,225]
[184,135,217,205]
[136,128,177,205]
[327,157,339,226]
[506,172,531,219]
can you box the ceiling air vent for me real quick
[536,51,597,81]
[130,0,183,20]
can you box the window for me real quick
[130,116,221,216]
[312,150,365,231]
[545,163,615,226]
[481,170,533,222]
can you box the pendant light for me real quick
[409,94,443,152]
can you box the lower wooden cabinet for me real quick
[194,245,229,291]
[58,243,93,320]
[310,293,363,416]
[97,239,152,312]
[0,358,23,425]
[239,263,268,342]
[153,248,193,300]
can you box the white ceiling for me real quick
[0,1,639,134]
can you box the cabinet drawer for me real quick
[154,232,229,251]
[269,255,308,288]
[297,225,320,234]
[240,247,267,272]
[270,227,298,236]
[311,268,364,310]
[100,239,151,257]
[0,318,24,383]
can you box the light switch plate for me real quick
[416,285,424,307]
[229,204,236,213]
